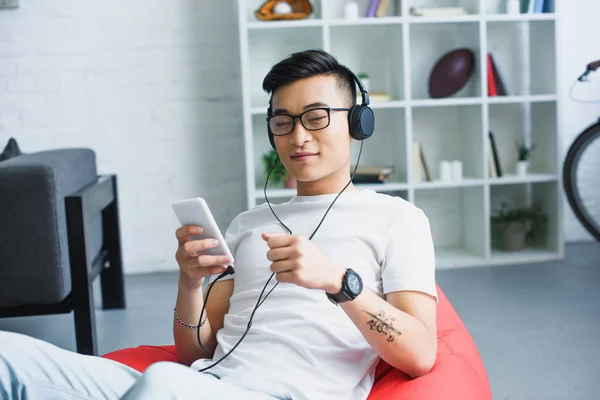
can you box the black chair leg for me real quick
[66,192,98,356]
[100,176,126,310]
[73,282,98,356]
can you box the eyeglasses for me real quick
[267,107,350,136]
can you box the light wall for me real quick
[556,0,600,242]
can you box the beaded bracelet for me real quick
[173,308,207,329]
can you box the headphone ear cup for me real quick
[348,105,375,141]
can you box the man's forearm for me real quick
[173,280,216,366]
[339,289,436,378]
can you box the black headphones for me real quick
[266,67,375,150]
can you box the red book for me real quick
[487,53,497,97]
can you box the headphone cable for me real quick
[196,140,364,372]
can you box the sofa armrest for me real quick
[0,148,99,307]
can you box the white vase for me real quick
[344,2,359,19]
[516,161,529,176]
[507,0,521,14]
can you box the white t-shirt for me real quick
[191,189,437,399]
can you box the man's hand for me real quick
[262,233,346,294]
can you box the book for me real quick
[409,7,467,17]
[356,92,392,104]
[487,54,498,97]
[412,141,422,183]
[351,165,393,184]
[543,0,554,13]
[376,0,391,17]
[488,52,509,96]
[534,0,545,13]
[419,144,432,181]
[488,136,498,178]
[366,0,380,17]
[488,131,503,177]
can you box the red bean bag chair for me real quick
[103,285,491,399]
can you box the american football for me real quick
[428,48,475,98]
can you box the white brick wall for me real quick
[0,0,247,274]
[1,1,596,276]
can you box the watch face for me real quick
[346,272,362,295]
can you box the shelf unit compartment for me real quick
[530,101,558,174]
[484,0,511,15]
[329,24,405,102]
[353,107,408,184]
[243,0,323,23]
[486,21,529,97]
[248,27,323,107]
[326,0,402,19]
[409,22,481,100]
[414,186,486,267]
[529,20,556,96]
[488,101,557,178]
[489,181,560,256]
[412,104,484,181]
[408,0,480,15]
[486,20,556,97]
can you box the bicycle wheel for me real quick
[563,120,600,241]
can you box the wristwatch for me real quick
[327,268,363,305]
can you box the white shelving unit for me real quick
[236,0,563,269]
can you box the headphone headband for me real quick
[343,67,370,107]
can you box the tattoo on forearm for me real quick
[364,310,402,342]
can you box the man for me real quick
[0,49,437,400]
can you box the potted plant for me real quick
[491,201,547,251]
[516,140,535,176]
[262,149,296,188]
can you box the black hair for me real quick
[262,49,357,108]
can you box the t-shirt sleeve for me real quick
[207,214,243,284]
[381,206,438,301]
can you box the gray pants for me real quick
[0,331,283,399]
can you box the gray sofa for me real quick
[0,146,125,355]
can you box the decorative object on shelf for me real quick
[450,160,463,180]
[516,141,535,176]
[357,73,370,92]
[428,48,475,99]
[262,149,296,188]
[491,201,547,251]
[273,1,293,14]
[255,0,313,21]
[439,160,452,181]
[507,0,521,14]
[409,7,467,17]
[344,2,359,19]
[351,165,393,184]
